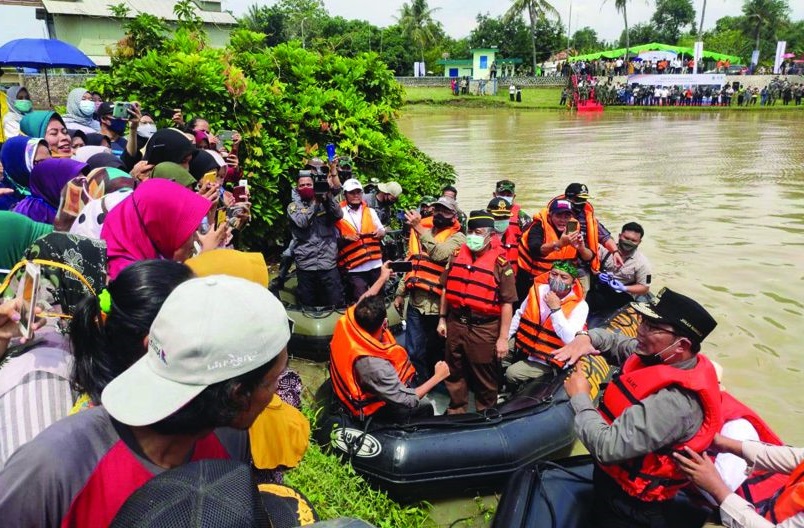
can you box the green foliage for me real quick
[572,27,604,54]
[87,28,456,253]
[651,0,696,44]
[284,428,432,526]
[470,12,532,62]
[619,23,660,47]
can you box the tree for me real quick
[618,22,659,47]
[613,0,631,63]
[504,0,560,75]
[469,12,532,61]
[651,0,696,44]
[396,0,441,64]
[741,0,790,61]
[572,26,602,53]
[238,5,288,47]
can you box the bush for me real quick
[88,27,456,253]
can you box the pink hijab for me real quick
[101,179,212,280]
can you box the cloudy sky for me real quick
[1,0,802,44]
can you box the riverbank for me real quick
[403,86,804,112]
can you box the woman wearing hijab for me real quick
[69,188,132,240]
[72,145,111,164]
[0,232,106,466]
[19,111,72,157]
[68,130,87,154]
[2,86,32,139]
[0,211,53,277]
[84,133,111,149]
[12,158,89,224]
[101,179,212,279]
[54,167,136,231]
[143,128,197,168]
[85,151,126,171]
[61,88,100,134]
[152,162,196,189]
[0,137,50,210]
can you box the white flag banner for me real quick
[693,41,704,74]
[751,49,760,67]
[773,41,787,74]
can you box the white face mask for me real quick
[78,100,96,117]
[498,196,513,205]
[137,123,157,138]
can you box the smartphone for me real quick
[326,143,336,162]
[16,261,41,340]
[566,219,579,233]
[215,208,227,229]
[199,169,217,188]
[388,260,413,273]
[112,101,133,119]
[232,185,249,203]
[217,130,235,143]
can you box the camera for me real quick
[304,158,330,195]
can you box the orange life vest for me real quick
[766,462,804,524]
[597,353,723,502]
[546,196,601,272]
[404,216,461,297]
[517,208,578,276]
[720,391,789,514]
[514,279,586,368]
[329,306,416,419]
[336,202,382,270]
[444,244,507,317]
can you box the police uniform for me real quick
[440,211,518,413]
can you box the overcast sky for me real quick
[1,0,802,46]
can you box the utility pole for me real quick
[567,0,572,50]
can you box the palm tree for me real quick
[396,0,441,65]
[614,0,630,66]
[742,0,790,61]
[698,0,707,36]
[504,0,560,75]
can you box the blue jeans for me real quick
[405,305,443,386]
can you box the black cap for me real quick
[97,102,114,117]
[632,288,717,344]
[467,210,495,229]
[110,460,269,528]
[486,197,512,219]
[68,129,87,143]
[564,183,591,201]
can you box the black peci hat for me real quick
[632,288,717,344]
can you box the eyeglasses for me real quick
[641,320,677,337]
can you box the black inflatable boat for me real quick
[492,455,714,528]
[313,356,612,501]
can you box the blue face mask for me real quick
[108,118,127,135]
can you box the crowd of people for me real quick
[0,79,802,528]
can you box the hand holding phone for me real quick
[232,184,249,203]
[566,219,579,234]
[16,262,41,340]
[388,260,413,273]
[112,102,133,120]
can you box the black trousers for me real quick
[592,465,709,528]
[296,268,344,307]
[344,267,382,304]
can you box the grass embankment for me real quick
[403,86,804,112]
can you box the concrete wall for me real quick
[20,73,96,109]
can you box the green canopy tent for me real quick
[568,43,741,64]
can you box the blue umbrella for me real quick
[0,38,96,106]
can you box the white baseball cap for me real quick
[377,181,403,198]
[102,275,291,426]
[342,178,363,193]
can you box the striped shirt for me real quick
[0,370,74,467]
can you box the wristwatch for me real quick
[575,330,590,337]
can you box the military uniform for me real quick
[440,238,518,414]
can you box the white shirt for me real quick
[508,283,589,348]
[340,203,384,273]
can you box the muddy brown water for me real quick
[295,108,804,526]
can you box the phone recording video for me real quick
[112,101,133,120]
[16,262,41,340]
[566,219,579,233]
[388,260,413,273]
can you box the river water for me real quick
[398,108,804,449]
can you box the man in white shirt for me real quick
[336,179,386,304]
[505,261,588,386]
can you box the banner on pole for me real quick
[692,41,704,74]
[773,41,787,74]
[627,73,726,86]
[750,49,760,67]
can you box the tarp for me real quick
[627,73,727,86]
[568,43,741,64]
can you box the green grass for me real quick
[402,86,804,112]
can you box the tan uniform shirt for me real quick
[720,441,804,528]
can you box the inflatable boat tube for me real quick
[277,274,403,362]
[492,455,713,528]
[314,355,612,502]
